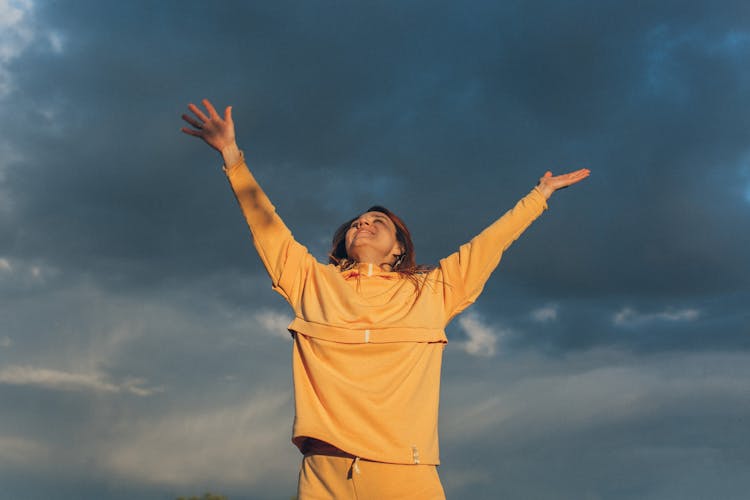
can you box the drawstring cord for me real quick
[352,456,361,475]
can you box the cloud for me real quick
[0,336,11,348]
[442,348,750,445]
[530,304,558,322]
[0,0,35,96]
[613,307,701,327]
[0,435,49,466]
[0,256,58,290]
[0,2,749,498]
[0,141,22,213]
[457,312,509,357]
[0,365,160,396]
[46,30,63,53]
[254,309,293,340]
[103,391,294,488]
[438,348,750,498]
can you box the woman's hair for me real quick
[328,205,433,279]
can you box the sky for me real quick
[1,0,749,498]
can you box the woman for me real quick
[182,99,589,499]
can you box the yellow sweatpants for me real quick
[297,453,446,499]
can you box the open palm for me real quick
[181,99,235,153]
[536,169,590,199]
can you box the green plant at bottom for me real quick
[175,493,228,500]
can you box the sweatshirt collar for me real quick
[344,262,390,277]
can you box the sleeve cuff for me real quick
[531,186,549,211]
[222,150,245,175]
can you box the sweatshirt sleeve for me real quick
[439,186,548,323]
[223,155,311,305]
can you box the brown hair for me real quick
[328,206,433,279]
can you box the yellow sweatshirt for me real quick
[224,158,548,465]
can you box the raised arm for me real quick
[440,168,590,322]
[181,99,310,303]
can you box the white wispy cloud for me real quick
[0,256,59,286]
[441,350,750,445]
[0,1,63,97]
[47,30,63,53]
[0,336,12,348]
[0,0,35,96]
[0,435,49,466]
[0,365,161,396]
[457,312,507,357]
[254,309,293,340]
[530,304,558,322]
[613,307,700,327]
[103,391,294,487]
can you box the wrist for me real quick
[221,143,242,168]
[536,184,554,200]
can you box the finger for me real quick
[203,98,220,119]
[188,102,210,123]
[544,171,553,178]
[557,169,589,180]
[559,171,585,181]
[181,113,203,129]
[557,173,589,187]
[181,126,203,137]
[224,105,233,123]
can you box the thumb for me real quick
[224,105,233,122]
[544,171,553,178]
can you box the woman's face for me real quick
[345,211,403,265]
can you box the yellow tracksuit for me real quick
[224,157,548,498]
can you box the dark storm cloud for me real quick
[0,0,746,360]
[5,0,748,305]
[2,1,750,498]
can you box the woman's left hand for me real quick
[536,168,590,200]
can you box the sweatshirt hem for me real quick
[292,434,441,466]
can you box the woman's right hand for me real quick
[181,99,241,165]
